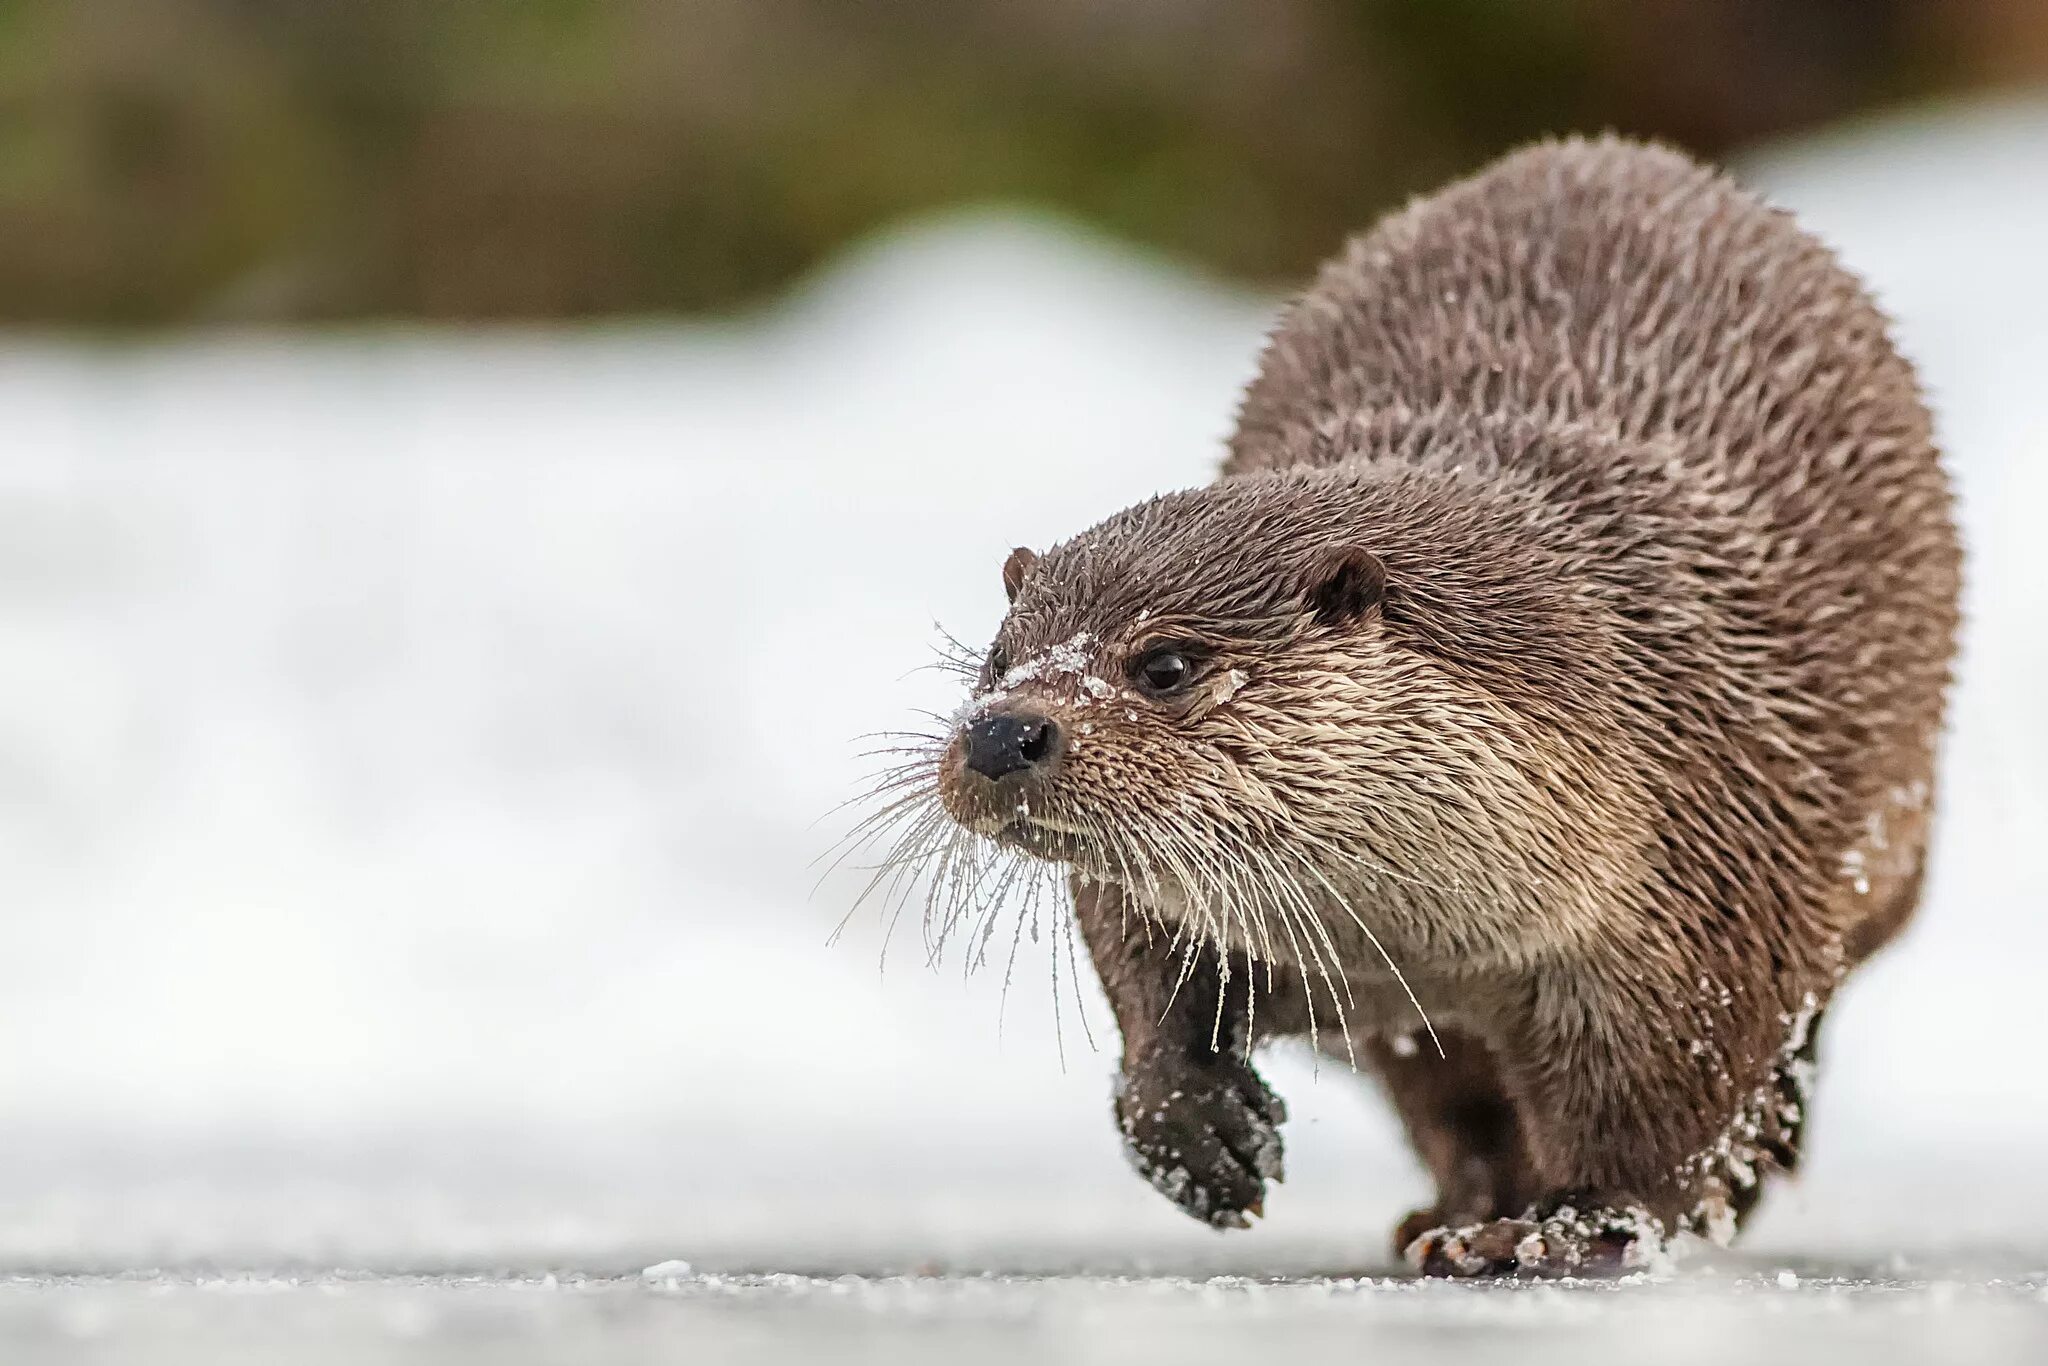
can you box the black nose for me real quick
[962,711,1059,781]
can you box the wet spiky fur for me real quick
[856,137,1960,1273]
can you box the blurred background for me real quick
[5,0,2048,326]
[1,0,2046,1293]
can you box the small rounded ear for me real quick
[1001,546,1039,603]
[1305,546,1387,628]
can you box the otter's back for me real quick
[1226,136,1960,955]
[1231,139,1932,515]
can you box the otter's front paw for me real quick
[1405,1203,1666,1279]
[1114,1049,1285,1230]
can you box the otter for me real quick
[900,137,1960,1275]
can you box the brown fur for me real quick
[926,137,1960,1274]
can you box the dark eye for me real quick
[984,645,1010,682]
[1133,648,1193,695]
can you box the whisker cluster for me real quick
[822,634,1443,1067]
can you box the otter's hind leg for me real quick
[1351,1031,1541,1258]
[1405,960,1826,1279]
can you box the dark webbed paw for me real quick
[1405,1202,1666,1278]
[1115,1046,1285,1230]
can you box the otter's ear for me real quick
[1002,546,1039,602]
[1305,547,1387,628]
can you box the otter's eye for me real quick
[1133,648,1193,696]
[984,645,1010,683]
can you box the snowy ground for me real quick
[0,96,2045,1357]
[6,1269,2048,1365]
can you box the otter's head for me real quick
[933,471,1434,915]
[874,457,1651,970]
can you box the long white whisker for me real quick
[1294,848,1445,1059]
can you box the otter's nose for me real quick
[962,711,1059,781]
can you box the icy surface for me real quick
[3,1271,2048,1365]
[0,96,2046,1352]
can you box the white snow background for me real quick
[0,93,2045,1342]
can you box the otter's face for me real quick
[901,466,1649,967]
[934,480,1392,898]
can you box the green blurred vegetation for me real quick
[0,0,2038,324]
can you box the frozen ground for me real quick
[5,1268,2048,1365]
[0,96,2045,1357]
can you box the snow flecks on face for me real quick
[956,630,1104,723]
[1388,1032,1419,1059]
[960,626,1201,724]
[1213,668,1249,706]
[1002,631,1095,692]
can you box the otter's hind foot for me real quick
[1405,1203,1667,1279]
